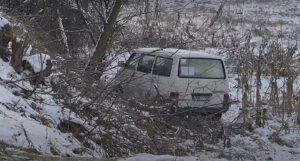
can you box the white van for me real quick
[115,48,230,116]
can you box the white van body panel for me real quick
[115,48,230,113]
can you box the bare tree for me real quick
[84,0,125,82]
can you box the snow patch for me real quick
[0,16,10,29]
[23,53,51,73]
[119,153,201,161]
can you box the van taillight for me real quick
[170,92,179,101]
[223,93,230,102]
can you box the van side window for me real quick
[137,55,155,73]
[124,53,138,70]
[153,57,173,77]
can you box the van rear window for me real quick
[179,58,225,79]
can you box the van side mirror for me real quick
[118,61,125,67]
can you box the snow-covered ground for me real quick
[1,1,300,160]
[120,74,300,161]
[119,154,207,161]
[0,59,105,157]
[0,16,9,29]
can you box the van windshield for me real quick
[179,58,225,79]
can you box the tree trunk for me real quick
[270,63,278,106]
[255,56,263,127]
[286,75,294,116]
[84,0,124,82]
[296,96,300,125]
[241,71,250,127]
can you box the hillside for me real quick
[0,0,300,161]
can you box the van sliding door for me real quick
[152,56,174,98]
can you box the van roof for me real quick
[133,48,222,59]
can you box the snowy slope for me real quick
[0,59,104,157]
[1,1,300,160]
[0,13,102,158]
